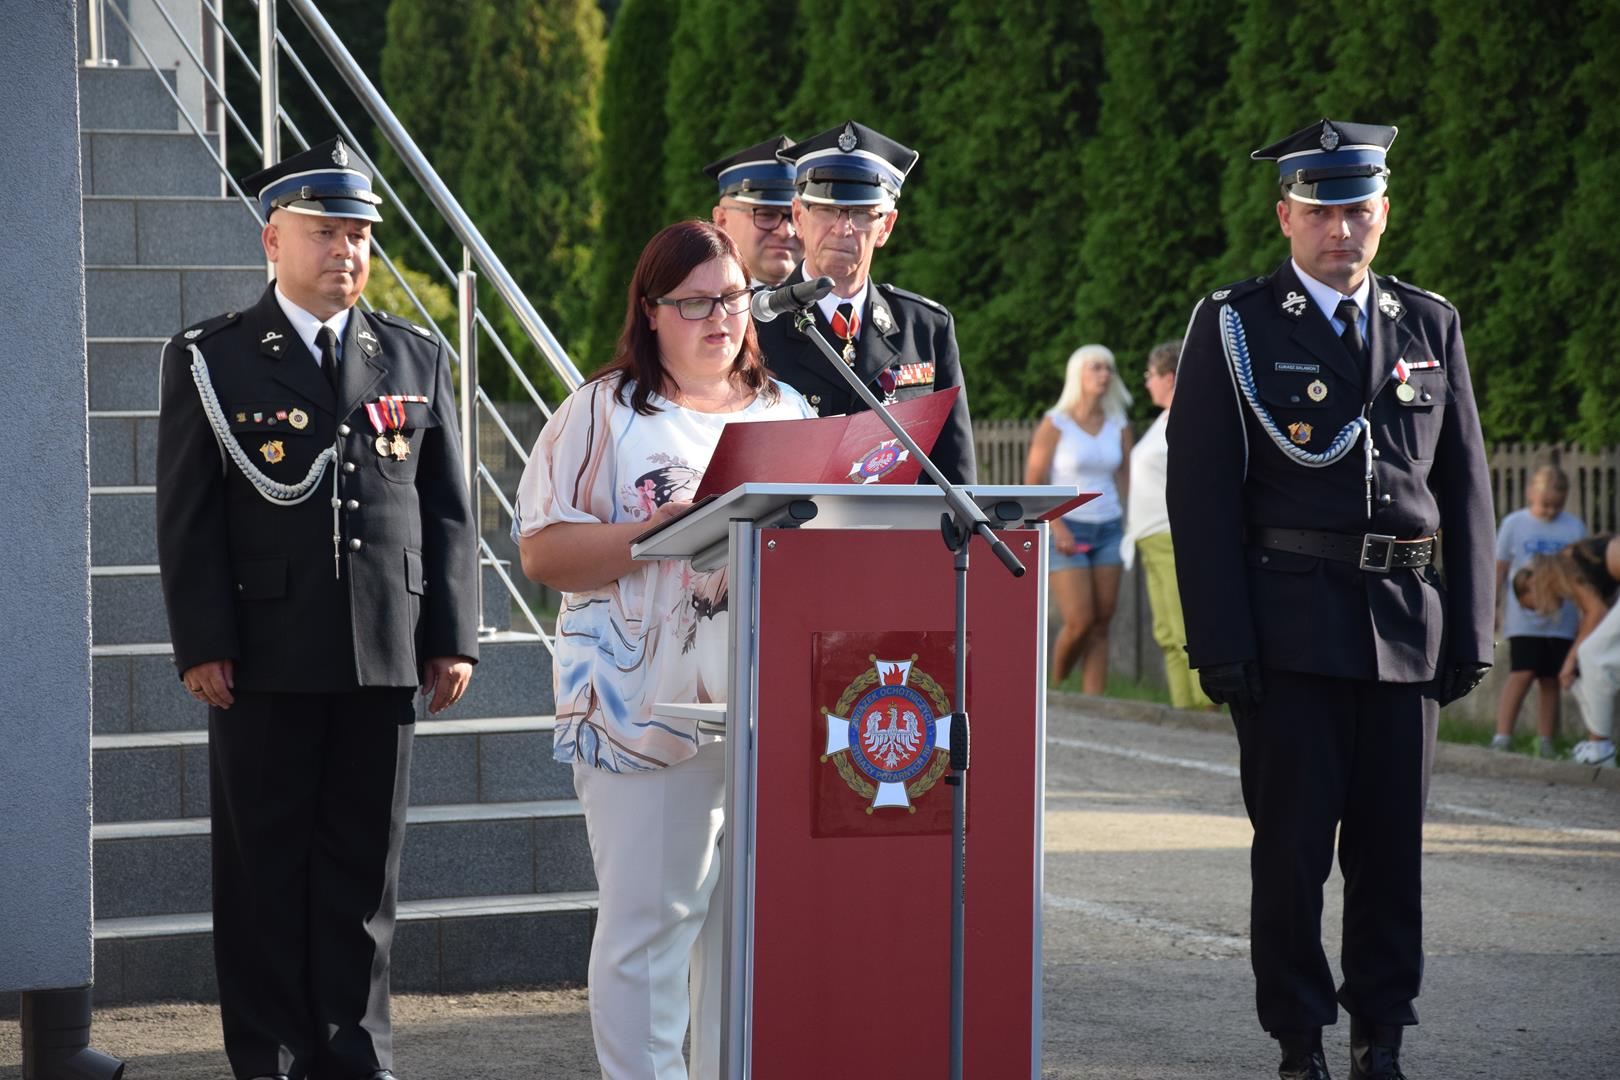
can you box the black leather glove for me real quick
[1197,661,1264,722]
[1438,662,1490,706]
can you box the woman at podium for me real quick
[514,220,813,1078]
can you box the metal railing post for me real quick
[459,248,487,632]
[258,0,279,280]
[84,0,119,67]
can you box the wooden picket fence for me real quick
[973,420,1620,534]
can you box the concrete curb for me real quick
[1049,691,1620,793]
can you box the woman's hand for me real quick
[1559,656,1579,690]
[1052,521,1077,556]
[648,499,693,528]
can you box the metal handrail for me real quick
[282,0,584,392]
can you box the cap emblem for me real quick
[1319,124,1340,151]
[332,140,349,166]
[838,124,858,153]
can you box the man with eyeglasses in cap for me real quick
[155,137,480,1080]
[754,120,977,484]
[1165,119,1492,1080]
[705,134,803,288]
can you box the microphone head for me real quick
[808,275,835,301]
[749,286,781,323]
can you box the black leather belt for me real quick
[1251,527,1436,573]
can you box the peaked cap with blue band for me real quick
[1252,119,1397,205]
[780,120,918,207]
[242,137,383,223]
[704,135,797,206]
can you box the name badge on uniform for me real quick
[1274,362,1320,373]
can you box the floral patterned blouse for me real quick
[514,377,814,771]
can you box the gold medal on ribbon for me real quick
[1395,382,1417,402]
[375,434,392,457]
[390,432,411,460]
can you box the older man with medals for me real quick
[753,120,977,484]
[1166,120,1493,1080]
[155,138,479,1080]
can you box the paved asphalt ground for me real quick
[4,697,1616,1079]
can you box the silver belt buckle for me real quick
[1359,533,1397,572]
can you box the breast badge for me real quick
[822,656,951,813]
[288,408,309,430]
[1306,379,1328,402]
[259,440,285,464]
[1288,421,1313,446]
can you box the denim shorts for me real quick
[1050,517,1124,571]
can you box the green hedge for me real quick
[371,0,1615,440]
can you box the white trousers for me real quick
[1573,601,1620,738]
[573,741,727,1080]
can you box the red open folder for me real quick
[693,387,959,500]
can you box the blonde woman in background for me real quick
[1121,340,1212,709]
[1025,344,1133,691]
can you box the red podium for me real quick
[634,483,1075,1080]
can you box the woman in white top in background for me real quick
[1025,344,1133,691]
[1121,340,1212,709]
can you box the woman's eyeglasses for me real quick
[652,288,753,321]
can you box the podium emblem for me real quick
[848,438,909,484]
[822,655,950,813]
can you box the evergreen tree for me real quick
[896,0,1103,416]
[460,0,606,396]
[1074,0,1231,414]
[1549,0,1620,446]
[376,0,475,274]
[1407,0,1583,442]
[586,0,679,366]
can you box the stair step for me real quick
[91,715,569,822]
[83,196,264,267]
[92,892,596,1004]
[86,265,264,338]
[93,799,595,920]
[82,130,223,197]
[78,66,179,131]
[91,633,555,734]
[89,338,165,411]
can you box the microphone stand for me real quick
[787,303,1025,1080]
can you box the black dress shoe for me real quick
[1277,1031,1332,1080]
[1349,1018,1407,1079]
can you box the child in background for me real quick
[1493,466,1585,756]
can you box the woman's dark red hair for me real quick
[593,219,776,415]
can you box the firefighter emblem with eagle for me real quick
[821,654,951,813]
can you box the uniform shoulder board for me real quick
[172,310,240,345]
[1382,275,1454,309]
[877,281,951,317]
[1207,276,1267,303]
[371,310,437,340]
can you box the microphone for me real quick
[750,275,835,323]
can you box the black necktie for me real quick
[317,326,339,396]
[1335,299,1366,362]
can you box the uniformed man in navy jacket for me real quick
[1166,120,1493,1080]
[156,138,479,1080]
[754,120,977,484]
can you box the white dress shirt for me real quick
[274,287,352,367]
[1292,258,1369,341]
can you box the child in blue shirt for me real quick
[1493,466,1586,756]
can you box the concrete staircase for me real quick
[79,62,593,1005]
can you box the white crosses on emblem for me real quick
[1282,290,1308,317]
[332,140,349,166]
[1320,123,1340,151]
[838,123,858,152]
[1378,293,1403,319]
[871,301,893,333]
